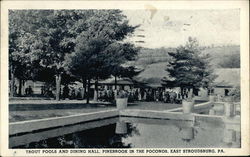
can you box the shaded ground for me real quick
[9,100,182,122]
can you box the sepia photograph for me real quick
[1,0,249,156]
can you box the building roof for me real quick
[214,68,240,87]
[133,62,171,88]
[95,67,240,89]
[99,77,134,85]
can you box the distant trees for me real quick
[219,53,240,68]
[164,37,217,96]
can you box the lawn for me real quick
[9,100,182,122]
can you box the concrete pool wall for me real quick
[9,114,240,148]
[10,110,119,135]
[9,100,239,136]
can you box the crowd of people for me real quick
[61,85,84,100]
[96,88,188,104]
[13,85,33,96]
[16,83,191,104]
[40,84,193,104]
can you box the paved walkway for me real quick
[9,100,182,122]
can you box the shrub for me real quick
[229,86,240,102]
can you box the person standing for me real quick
[63,85,69,100]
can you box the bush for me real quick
[228,86,240,102]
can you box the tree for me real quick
[164,37,216,96]
[67,10,139,103]
[11,10,91,100]
[9,11,41,97]
[105,42,140,90]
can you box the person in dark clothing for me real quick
[76,87,82,100]
[70,88,76,99]
[27,86,33,95]
[63,85,69,99]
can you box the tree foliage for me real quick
[9,10,47,96]
[65,10,140,102]
[66,10,139,81]
[164,37,217,91]
[9,10,140,101]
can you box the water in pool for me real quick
[10,117,240,148]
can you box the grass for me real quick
[9,100,182,122]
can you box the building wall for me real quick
[13,80,45,95]
[214,87,232,96]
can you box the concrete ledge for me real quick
[119,117,194,128]
[10,117,119,147]
[222,116,241,124]
[166,102,212,112]
[9,100,111,105]
[9,101,112,111]
[193,113,224,123]
[194,114,241,126]
[120,109,195,121]
[10,109,119,135]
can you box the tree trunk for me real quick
[10,66,15,97]
[93,78,98,101]
[180,87,184,99]
[18,78,22,96]
[115,75,117,90]
[114,75,118,99]
[86,79,91,104]
[55,74,62,101]
[22,80,25,95]
[82,77,86,99]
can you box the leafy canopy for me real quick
[67,10,139,80]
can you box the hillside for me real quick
[134,47,174,68]
[133,45,240,69]
[201,45,240,68]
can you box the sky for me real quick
[123,9,240,48]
